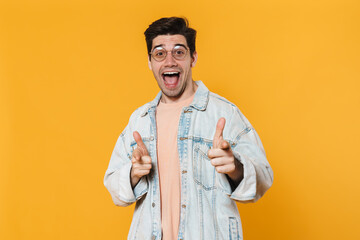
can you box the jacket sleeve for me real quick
[103,125,148,207]
[227,108,273,203]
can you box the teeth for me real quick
[163,72,179,75]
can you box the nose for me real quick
[163,51,178,67]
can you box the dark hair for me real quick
[144,17,197,60]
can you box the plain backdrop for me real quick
[1,0,359,239]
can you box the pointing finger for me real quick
[213,118,226,148]
[133,131,149,156]
[133,131,145,148]
[214,118,226,139]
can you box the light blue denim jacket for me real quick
[104,81,273,240]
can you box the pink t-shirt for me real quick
[156,94,195,240]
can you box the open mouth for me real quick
[162,71,180,88]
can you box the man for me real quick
[104,17,273,240]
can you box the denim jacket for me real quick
[104,81,273,240]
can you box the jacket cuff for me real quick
[133,176,148,200]
[117,161,148,203]
[229,151,257,201]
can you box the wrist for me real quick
[130,169,140,188]
[227,159,244,186]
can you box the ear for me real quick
[191,51,198,68]
[148,57,152,70]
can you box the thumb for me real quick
[219,139,230,150]
[213,118,226,148]
[133,131,149,156]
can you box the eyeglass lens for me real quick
[152,46,187,61]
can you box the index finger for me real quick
[133,131,149,155]
[214,117,226,140]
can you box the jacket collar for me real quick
[141,80,209,117]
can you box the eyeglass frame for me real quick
[149,44,189,62]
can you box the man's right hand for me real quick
[130,131,152,188]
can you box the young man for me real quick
[104,17,273,240]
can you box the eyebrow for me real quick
[152,43,188,51]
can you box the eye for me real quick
[173,46,186,57]
[154,50,165,56]
[175,49,185,55]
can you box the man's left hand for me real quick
[208,117,244,186]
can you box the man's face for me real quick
[148,34,197,102]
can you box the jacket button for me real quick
[182,170,187,174]
[182,204,186,208]
[179,137,188,140]
[152,202,155,207]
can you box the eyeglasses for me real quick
[150,45,188,62]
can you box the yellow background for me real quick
[1,0,359,239]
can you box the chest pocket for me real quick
[192,140,216,191]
